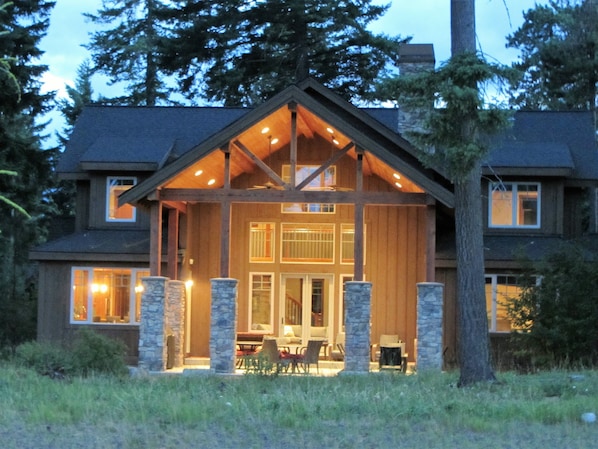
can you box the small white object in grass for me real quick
[581,412,596,423]
[226,402,232,407]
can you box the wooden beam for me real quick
[150,202,162,276]
[354,152,364,281]
[158,188,434,206]
[220,200,231,278]
[289,102,297,189]
[167,208,179,280]
[295,142,354,191]
[233,139,289,189]
[222,145,231,189]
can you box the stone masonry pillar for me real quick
[343,281,372,373]
[210,278,238,374]
[417,282,444,371]
[138,276,168,371]
[165,280,186,368]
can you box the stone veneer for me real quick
[416,282,444,371]
[138,277,186,372]
[343,281,372,373]
[209,278,238,374]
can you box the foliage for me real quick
[375,52,514,181]
[0,0,55,348]
[160,0,407,106]
[508,242,598,368]
[506,0,598,113]
[13,328,129,378]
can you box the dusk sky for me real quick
[38,0,550,143]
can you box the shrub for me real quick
[70,328,129,377]
[13,341,73,378]
[509,242,598,368]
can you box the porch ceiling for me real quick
[162,104,423,195]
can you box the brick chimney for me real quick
[397,44,435,136]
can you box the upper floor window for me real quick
[281,223,335,263]
[489,182,540,228]
[282,165,336,214]
[250,222,275,262]
[107,177,137,222]
[71,267,149,325]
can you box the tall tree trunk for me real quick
[451,0,496,385]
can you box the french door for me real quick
[280,274,333,343]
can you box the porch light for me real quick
[194,169,203,177]
[207,178,216,186]
[134,285,144,294]
[185,279,194,289]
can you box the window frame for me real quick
[248,272,274,331]
[488,182,541,229]
[69,267,149,325]
[280,223,335,264]
[106,176,137,222]
[249,222,275,263]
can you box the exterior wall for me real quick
[36,261,141,364]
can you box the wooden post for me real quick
[167,208,179,280]
[150,201,162,276]
[354,149,364,281]
[220,147,232,278]
[426,203,436,282]
[289,102,297,189]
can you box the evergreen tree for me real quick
[0,0,55,346]
[507,0,598,115]
[162,0,407,106]
[84,0,174,106]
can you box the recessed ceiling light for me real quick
[393,173,401,180]
[332,138,340,145]
[207,179,216,186]
[261,127,270,134]
[395,182,403,189]
[271,137,279,145]
[326,127,334,134]
[194,169,203,177]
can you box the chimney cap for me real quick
[398,44,435,64]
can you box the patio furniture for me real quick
[329,332,345,361]
[290,339,323,374]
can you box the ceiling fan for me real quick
[248,181,285,190]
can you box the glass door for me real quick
[281,274,333,344]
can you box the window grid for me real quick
[489,182,540,228]
[106,177,137,222]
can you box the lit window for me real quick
[107,177,137,222]
[250,223,274,262]
[281,165,336,214]
[250,273,273,330]
[340,224,365,264]
[281,223,334,263]
[485,274,523,332]
[489,182,540,228]
[70,267,149,325]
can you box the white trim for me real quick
[106,176,137,222]
[488,182,541,229]
[248,272,274,331]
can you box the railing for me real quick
[285,293,302,325]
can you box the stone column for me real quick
[138,276,168,372]
[210,278,238,374]
[343,281,372,373]
[165,280,186,368]
[417,282,444,371]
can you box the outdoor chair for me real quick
[295,339,324,374]
[259,338,289,372]
[329,332,345,361]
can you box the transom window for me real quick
[70,267,149,325]
[106,177,137,222]
[489,182,540,228]
[282,165,336,214]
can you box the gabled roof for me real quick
[484,111,598,181]
[120,79,455,207]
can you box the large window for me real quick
[281,223,335,263]
[489,182,540,228]
[250,222,275,262]
[282,164,336,213]
[485,274,522,332]
[106,177,137,222]
[250,273,273,329]
[70,267,149,324]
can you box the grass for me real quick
[1,365,597,448]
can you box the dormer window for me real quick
[489,182,540,228]
[106,177,137,222]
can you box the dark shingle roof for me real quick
[484,111,598,180]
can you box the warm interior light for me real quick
[185,279,194,289]
[393,173,401,180]
[261,127,270,134]
[271,137,279,145]
[134,285,144,294]
[194,169,203,177]
[207,179,216,186]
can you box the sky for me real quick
[38,0,550,141]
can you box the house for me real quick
[30,45,598,369]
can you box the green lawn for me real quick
[1,365,597,448]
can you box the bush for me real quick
[509,242,598,368]
[13,329,129,378]
[70,328,129,377]
[13,341,73,378]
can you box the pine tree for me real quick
[0,0,55,345]
[162,0,407,106]
[84,0,174,106]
